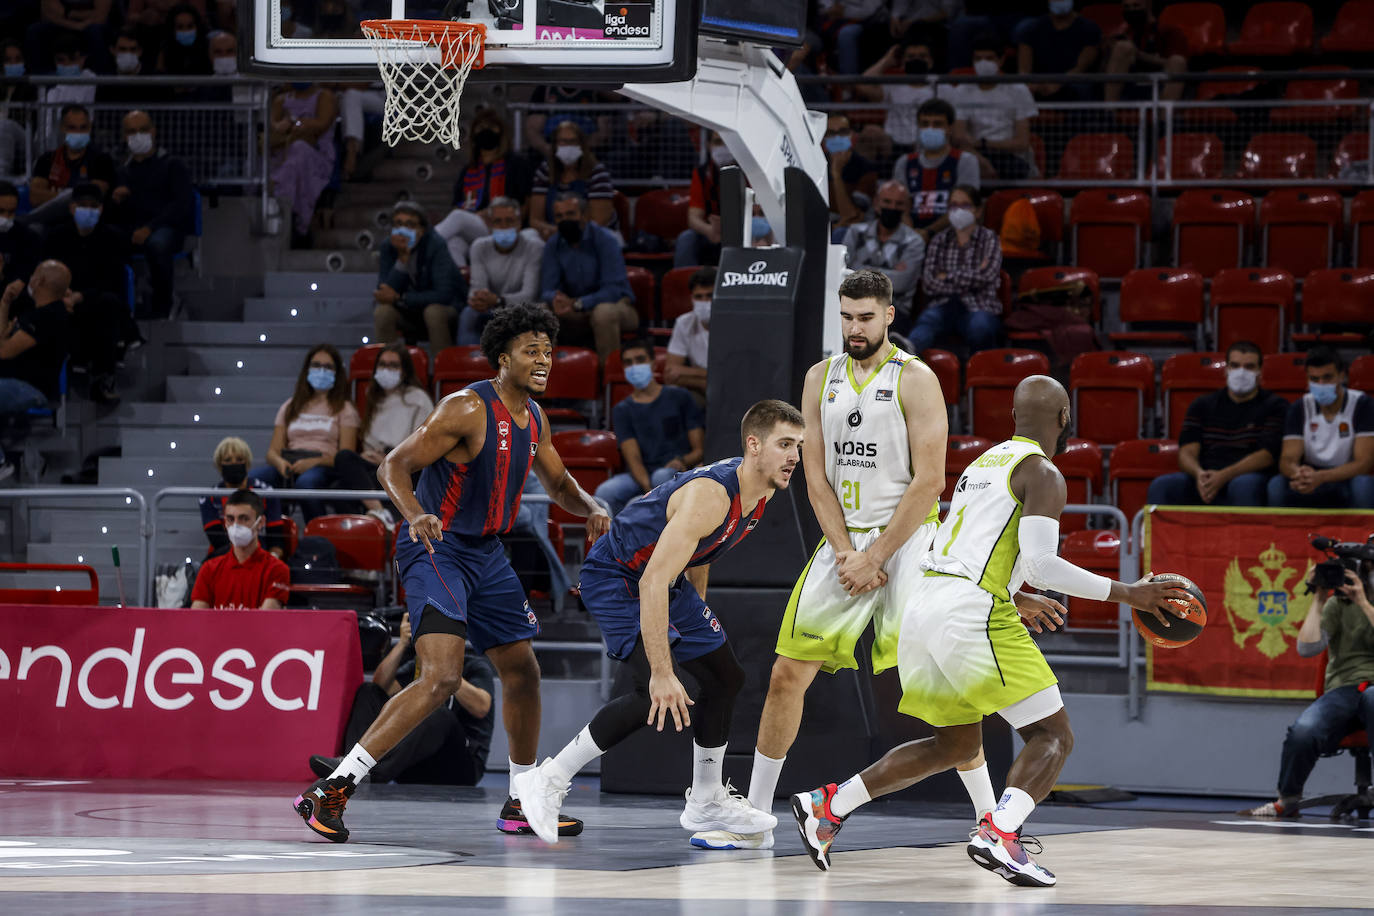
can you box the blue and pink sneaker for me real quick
[790,784,847,871]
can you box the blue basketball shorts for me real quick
[578,560,725,662]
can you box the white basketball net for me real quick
[361,20,485,149]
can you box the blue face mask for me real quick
[1310,382,1340,407]
[65,131,90,151]
[391,225,418,249]
[175,29,197,47]
[3,63,24,78]
[55,63,81,77]
[491,227,518,248]
[823,134,851,155]
[752,216,771,240]
[307,367,335,391]
[1049,0,1074,13]
[73,206,100,230]
[624,362,654,390]
[918,126,947,150]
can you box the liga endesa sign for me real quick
[0,606,362,780]
[1144,507,1374,698]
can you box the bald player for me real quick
[790,376,1190,887]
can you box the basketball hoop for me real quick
[360,19,486,149]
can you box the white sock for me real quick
[829,774,871,818]
[991,786,1036,834]
[328,744,376,784]
[508,757,535,799]
[747,749,786,812]
[958,763,997,821]
[691,741,727,798]
[550,725,604,782]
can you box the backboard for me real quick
[241,0,697,82]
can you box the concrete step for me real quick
[30,506,205,543]
[333,205,394,232]
[243,297,375,325]
[150,321,376,347]
[118,428,273,459]
[371,157,461,185]
[176,347,312,376]
[313,227,383,251]
[165,375,298,404]
[278,248,380,274]
[106,402,281,427]
[264,271,378,298]
[100,455,209,488]
[339,183,453,209]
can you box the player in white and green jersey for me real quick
[790,376,1190,886]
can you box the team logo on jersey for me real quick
[745,517,760,532]
[955,477,967,493]
[847,407,863,428]
[875,389,893,402]
[524,601,538,627]
[498,419,510,451]
[530,442,538,456]
[709,617,721,633]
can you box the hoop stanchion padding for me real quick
[360,19,486,149]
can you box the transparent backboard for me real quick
[242,0,694,82]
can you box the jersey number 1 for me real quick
[940,506,967,557]
[841,479,861,511]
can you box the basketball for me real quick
[1132,573,1207,648]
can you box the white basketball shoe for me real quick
[689,829,775,850]
[680,781,778,834]
[511,759,571,845]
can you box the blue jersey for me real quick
[901,148,964,230]
[587,457,766,580]
[413,379,542,538]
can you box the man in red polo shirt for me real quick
[191,490,290,609]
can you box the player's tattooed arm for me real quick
[379,391,482,552]
[530,405,612,543]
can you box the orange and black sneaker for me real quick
[497,795,584,837]
[294,774,357,843]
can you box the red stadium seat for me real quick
[1070,189,1151,278]
[659,266,698,325]
[1184,67,1260,125]
[985,189,1065,258]
[1271,67,1359,124]
[1161,353,1226,439]
[1329,132,1368,181]
[1352,192,1374,268]
[625,264,657,325]
[1155,133,1225,180]
[1260,352,1309,402]
[550,429,620,527]
[1211,268,1295,356]
[1060,530,1122,628]
[965,349,1051,440]
[922,348,961,407]
[1057,134,1134,181]
[306,515,389,575]
[350,344,430,415]
[1158,3,1226,56]
[1054,438,1104,533]
[1321,0,1374,52]
[943,435,993,502]
[1228,2,1313,56]
[1171,189,1255,278]
[1293,269,1374,345]
[604,347,666,419]
[1069,352,1154,446]
[1239,133,1317,180]
[541,347,601,425]
[1110,439,1181,522]
[0,562,99,605]
[1079,3,1123,35]
[1109,269,1205,350]
[1016,266,1101,324]
[632,188,690,245]
[1350,354,1374,393]
[1259,190,1342,281]
[432,345,490,398]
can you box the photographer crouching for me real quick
[1242,536,1374,818]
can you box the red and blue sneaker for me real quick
[293,774,357,843]
[966,813,1056,887]
[790,784,847,871]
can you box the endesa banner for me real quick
[1144,507,1374,698]
[0,606,362,780]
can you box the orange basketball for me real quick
[1132,573,1207,648]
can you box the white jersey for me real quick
[820,344,935,531]
[922,436,1046,602]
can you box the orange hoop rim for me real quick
[360,19,487,70]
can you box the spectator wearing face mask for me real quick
[433,109,532,267]
[1018,0,1101,103]
[522,85,611,160]
[252,344,360,523]
[26,1,109,79]
[857,40,937,155]
[842,180,925,321]
[373,200,463,356]
[1102,0,1187,104]
[29,104,115,212]
[539,191,636,363]
[110,109,194,318]
[464,196,544,344]
[824,113,879,232]
[595,338,704,516]
[199,436,288,560]
[891,98,980,239]
[0,181,40,285]
[191,489,292,610]
[99,30,171,104]
[674,133,729,269]
[952,35,1038,180]
[664,266,714,406]
[126,0,208,53]
[0,260,74,417]
[157,3,211,77]
[907,184,1001,354]
[528,120,617,243]
[0,42,38,179]
[1268,347,1374,509]
[38,35,97,144]
[333,343,434,531]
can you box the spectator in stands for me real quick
[337,79,382,179]
[334,343,434,531]
[817,0,890,75]
[99,30,168,104]
[857,39,936,155]
[949,1,1032,69]
[1102,0,1187,103]
[1146,342,1286,508]
[269,81,338,245]
[523,86,611,160]
[111,110,194,318]
[253,343,360,523]
[464,196,543,345]
[1018,0,1100,102]
[373,201,463,355]
[538,191,636,363]
[158,3,211,77]
[596,338,704,516]
[41,34,97,127]
[434,108,531,267]
[26,0,110,75]
[199,435,288,560]
[891,98,980,239]
[953,34,1039,180]
[0,42,37,178]
[128,0,204,51]
[906,184,1001,354]
[0,181,40,284]
[528,120,618,243]
[207,27,236,75]
[674,132,727,269]
[29,104,115,213]
[891,0,962,43]
[1268,348,1374,509]
[825,113,879,232]
[664,266,714,405]
[1240,556,1374,819]
[0,260,73,415]
[311,617,495,786]
[190,489,292,609]
[842,180,925,322]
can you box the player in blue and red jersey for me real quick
[293,303,610,843]
[513,400,805,844]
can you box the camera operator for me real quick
[1241,548,1374,818]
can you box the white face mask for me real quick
[115,52,140,73]
[226,522,258,548]
[1226,366,1258,396]
[973,58,1000,77]
[693,298,711,324]
[374,367,402,391]
[212,56,237,75]
[127,132,153,155]
[710,144,733,167]
[948,207,976,230]
[555,145,582,165]
[0,217,12,233]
